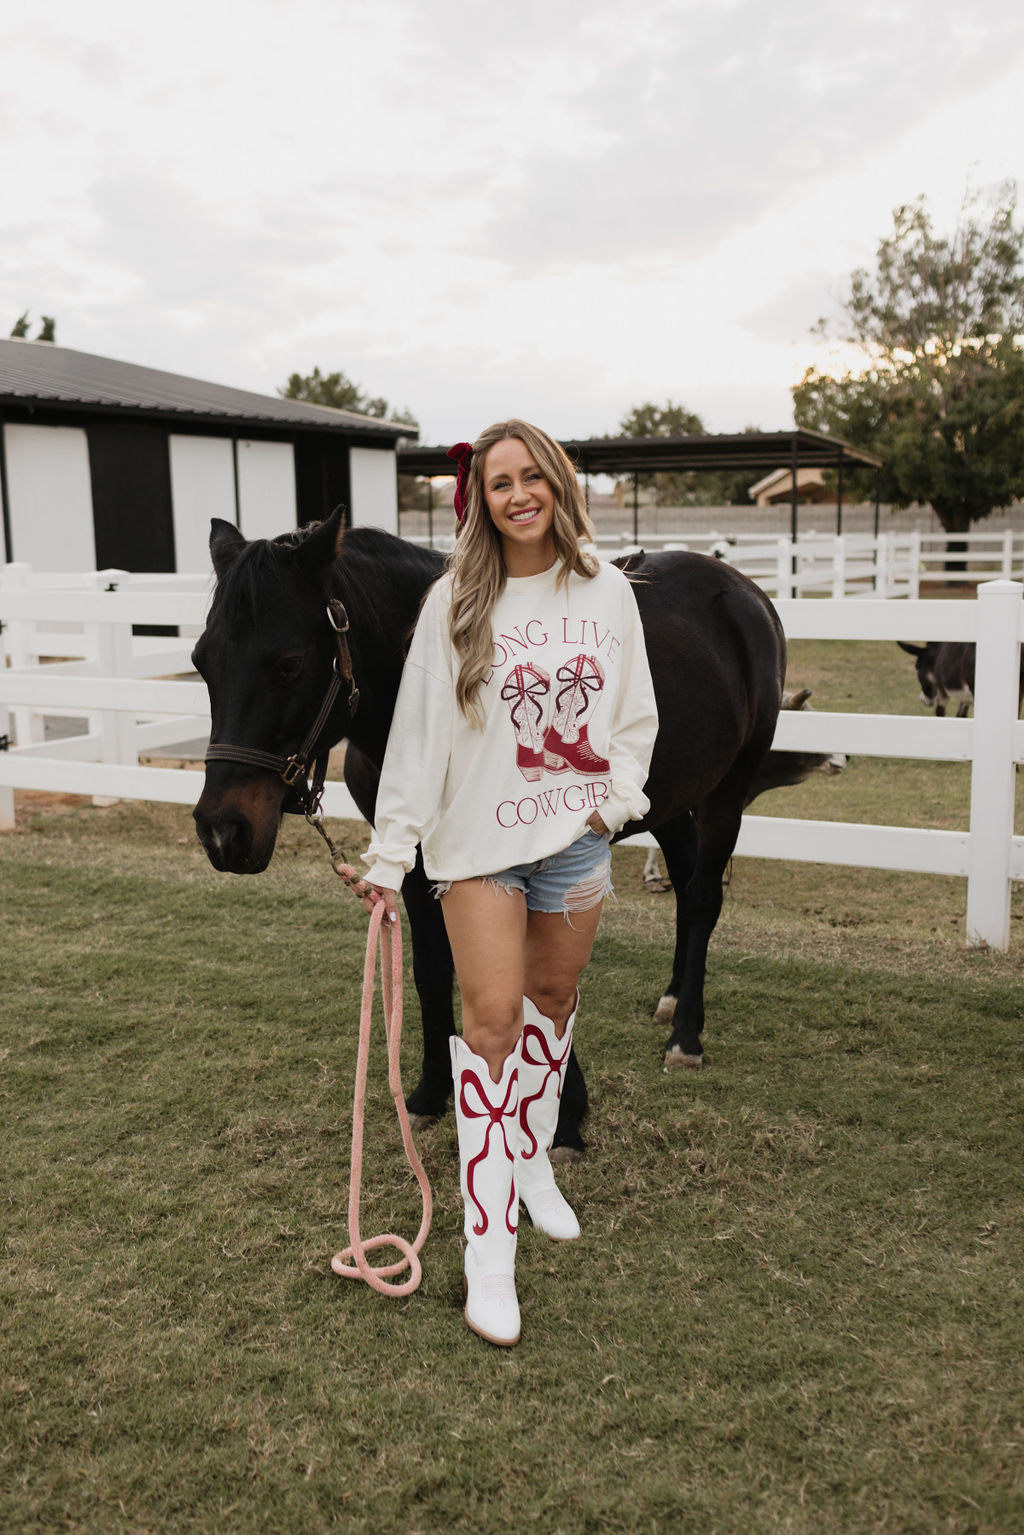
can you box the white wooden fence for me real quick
[2,564,1022,950]
[411,526,1024,600]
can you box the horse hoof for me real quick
[549,1145,581,1166]
[653,995,677,1026]
[407,1111,437,1134]
[664,1047,703,1072]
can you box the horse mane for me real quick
[210,522,445,643]
[208,535,306,629]
[332,528,446,652]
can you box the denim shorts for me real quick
[434,828,613,916]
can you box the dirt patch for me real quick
[9,789,96,830]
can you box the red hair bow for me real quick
[447,441,473,525]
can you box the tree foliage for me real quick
[9,312,55,342]
[793,183,1024,532]
[279,366,418,431]
[617,401,759,506]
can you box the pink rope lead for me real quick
[331,902,432,1296]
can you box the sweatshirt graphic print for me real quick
[362,560,659,889]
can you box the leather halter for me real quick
[204,597,360,817]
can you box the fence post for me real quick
[1,562,41,748]
[0,604,12,829]
[875,533,890,597]
[832,536,847,598]
[965,579,1023,950]
[1001,530,1013,579]
[776,538,793,600]
[88,571,134,807]
[908,530,921,599]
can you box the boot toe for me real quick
[521,1184,581,1242]
[465,1262,521,1346]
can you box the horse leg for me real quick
[650,815,697,1030]
[551,1044,589,1163]
[664,787,744,1071]
[399,850,456,1127]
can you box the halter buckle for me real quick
[281,755,307,787]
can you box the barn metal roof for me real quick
[398,429,882,477]
[0,338,414,440]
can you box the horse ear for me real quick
[295,505,345,576]
[210,519,247,579]
[897,641,925,658]
[785,687,812,710]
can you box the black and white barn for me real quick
[0,339,412,573]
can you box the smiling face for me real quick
[483,436,557,576]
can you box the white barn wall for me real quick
[4,423,95,571]
[236,439,296,541]
[169,435,237,574]
[349,446,398,532]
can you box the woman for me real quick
[345,420,658,1347]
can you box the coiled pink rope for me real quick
[331,902,432,1296]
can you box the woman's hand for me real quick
[587,813,608,835]
[334,865,399,922]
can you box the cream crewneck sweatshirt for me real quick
[362,558,659,890]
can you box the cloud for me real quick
[470,0,1024,270]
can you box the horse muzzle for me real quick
[193,770,285,874]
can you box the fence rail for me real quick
[2,564,1022,949]
[407,526,1024,599]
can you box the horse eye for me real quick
[276,652,305,683]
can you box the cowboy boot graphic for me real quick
[500,663,551,781]
[543,654,611,775]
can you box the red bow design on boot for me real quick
[459,1067,518,1237]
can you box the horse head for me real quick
[192,507,351,873]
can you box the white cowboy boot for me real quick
[450,1035,521,1346]
[516,996,581,1241]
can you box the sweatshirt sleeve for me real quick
[599,578,659,835]
[361,593,457,891]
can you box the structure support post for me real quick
[836,450,844,537]
[965,579,1023,949]
[873,468,881,539]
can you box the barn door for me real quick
[87,422,176,572]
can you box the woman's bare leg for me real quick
[440,880,528,1079]
[523,900,604,1036]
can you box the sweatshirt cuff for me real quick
[361,856,409,892]
[601,781,650,836]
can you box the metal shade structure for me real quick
[398,429,884,541]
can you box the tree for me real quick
[279,366,418,431]
[9,312,55,341]
[616,401,758,506]
[793,183,1024,533]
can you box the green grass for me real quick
[2,635,1023,1533]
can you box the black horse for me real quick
[192,508,786,1153]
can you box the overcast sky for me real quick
[3,0,1022,445]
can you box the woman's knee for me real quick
[525,980,579,1030]
[461,995,522,1059]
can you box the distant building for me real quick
[0,339,413,572]
[748,466,830,507]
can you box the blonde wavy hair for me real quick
[448,419,598,726]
